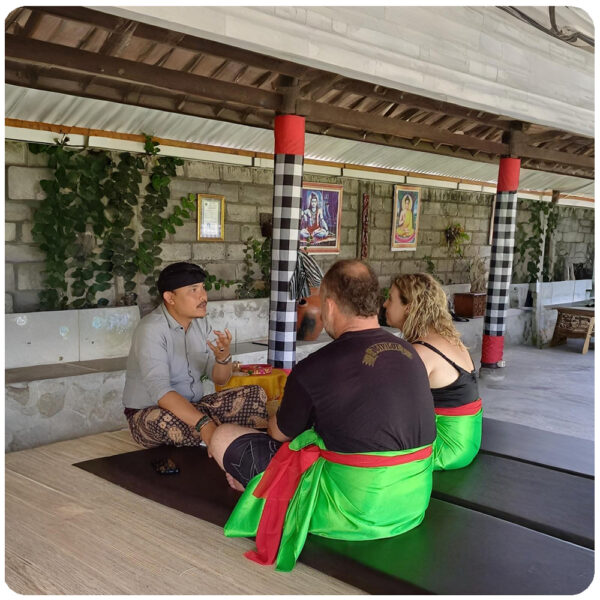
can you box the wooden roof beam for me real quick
[299,73,344,100]
[252,71,277,89]
[5,7,28,31]
[6,36,282,111]
[31,6,315,79]
[342,80,511,130]
[509,130,594,170]
[298,99,508,155]
[98,19,139,57]
[181,53,205,74]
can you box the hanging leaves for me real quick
[29,136,202,309]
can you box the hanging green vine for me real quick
[102,151,145,303]
[29,135,199,310]
[29,138,113,309]
[236,236,272,299]
[542,203,560,282]
[136,135,196,300]
[515,200,560,283]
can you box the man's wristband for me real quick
[194,415,212,432]
[215,354,232,365]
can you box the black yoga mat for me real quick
[75,444,594,594]
[433,453,594,548]
[481,417,594,477]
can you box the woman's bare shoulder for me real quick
[417,333,474,371]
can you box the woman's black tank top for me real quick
[413,341,479,408]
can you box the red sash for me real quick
[245,442,432,565]
[435,398,482,416]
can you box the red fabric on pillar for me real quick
[482,334,504,364]
[496,157,521,192]
[274,115,305,155]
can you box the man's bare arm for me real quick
[158,391,216,444]
[211,361,232,385]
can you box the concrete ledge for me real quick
[4,332,336,452]
[5,357,129,385]
[5,314,533,452]
[452,308,532,353]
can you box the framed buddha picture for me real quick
[299,183,343,254]
[391,185,421,251]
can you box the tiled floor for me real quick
[477,340,594,441]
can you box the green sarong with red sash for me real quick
[224,428,433,571]
[433,398,482,470]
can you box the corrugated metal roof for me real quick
[5,85,594,197]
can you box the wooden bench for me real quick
[550,306,595,354]
[76,421,594,595]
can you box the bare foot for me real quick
[225,472,245,492]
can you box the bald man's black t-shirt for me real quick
[276,328,436,452]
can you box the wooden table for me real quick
[550,306,595,354]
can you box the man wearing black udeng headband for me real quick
[122,262,267,448]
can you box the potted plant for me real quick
[453,256,488,318]
[444,223,470,258]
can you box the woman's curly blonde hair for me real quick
[391,273,465,348]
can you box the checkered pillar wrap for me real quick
[268,115,305,369]
[482,157,520,366]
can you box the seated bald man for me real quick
[122,262,267,448]
[210,260,437,571]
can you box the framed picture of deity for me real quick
[299,183,343,254]
[391,185,421,251]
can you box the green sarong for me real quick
[224,428,433,571]
[433,399,482,470]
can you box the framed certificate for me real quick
[197,194,225,241]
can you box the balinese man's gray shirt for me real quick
[123,304,216,410]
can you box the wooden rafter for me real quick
[98,19,138,57]
[4,6,593,180]
[33,6,316,79]
[6,37,282,111]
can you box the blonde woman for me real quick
[384,273,482,470]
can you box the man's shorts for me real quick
[223,432,282,487]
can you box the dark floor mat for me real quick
[481,417,594,476]
[76,444,239,526]
[74,444,594,594]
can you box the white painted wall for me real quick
[101,5,594,136]
[5,307,141,368]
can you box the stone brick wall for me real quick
[551,206,594,281]
[511,200,595,284]
[5,141,51,313]
[5,140,594,313]
[370,184,494,289]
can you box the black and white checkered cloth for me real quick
[268,154,304,369]
[484,191,518,336]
